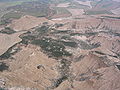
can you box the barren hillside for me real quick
[0,0,120,90]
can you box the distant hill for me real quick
[0,0,36,2]
[0,0,23,2]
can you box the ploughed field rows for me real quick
[54,16,120,31]
[0,15,120,89]
[54,0,120,16]
[111,8,120,15]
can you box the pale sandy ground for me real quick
[69,16,120,31]
[74,0,92,8]
[111,8,120,15]
[103,18,120,30]
[0,12,120,90]
[67,9,84,16]
[0,15,54,56]
[0,45,58,89]
[91,14,120,18]
[9,15,54,31]
[55,53,120,90]
[57,3,70,7]
[69,17,102,31]
[0,32,23,55]
[52,15,120,31]
[90,35,120,55]
[71,36,87,41]
[0,26,4,31]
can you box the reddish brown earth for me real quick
[0,0,120,90]
[9,15,54,31]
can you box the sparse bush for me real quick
[79,40,100,50]
[61,41,77,47]
[54,23,64,28]
[0,27,16,34]
[61,36,71,40]
[0,62,9,72]
[52,30,70,34]
[31,37,72,57]
[35,25,49,34]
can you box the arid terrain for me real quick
[0,0,120,90]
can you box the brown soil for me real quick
[9,15,54,31]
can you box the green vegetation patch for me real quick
[0,62,9,72]
[70,32,98,37]
[61,36,71,40]
[53,7,71,15]
[94,51,106,55]
[116,65,120,70]
[2,11,24,20]
[52,59,71,88]
[0,43,21,60]
[52,30,71,34]
[0,27,16,34]
[79,40,100,50]
[114,33,120,37]
[31,37,72,57]
[70,33,83,36]
[54,23,64,28]
[0,11,24,25]
[0,88,5,90]
[8,1,54,17]
[50,0,72,4]
[21,35,36,41]
[61,41,77,47]
[35,25,50,34]
[68,2,89,9]
[84,10,113,15]
[0,20,7,25]
[102,16,120,19]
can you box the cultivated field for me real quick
[67,8,84,16]
[74,0,92,8]
[111,8,120,15]
[57,3,70,7]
